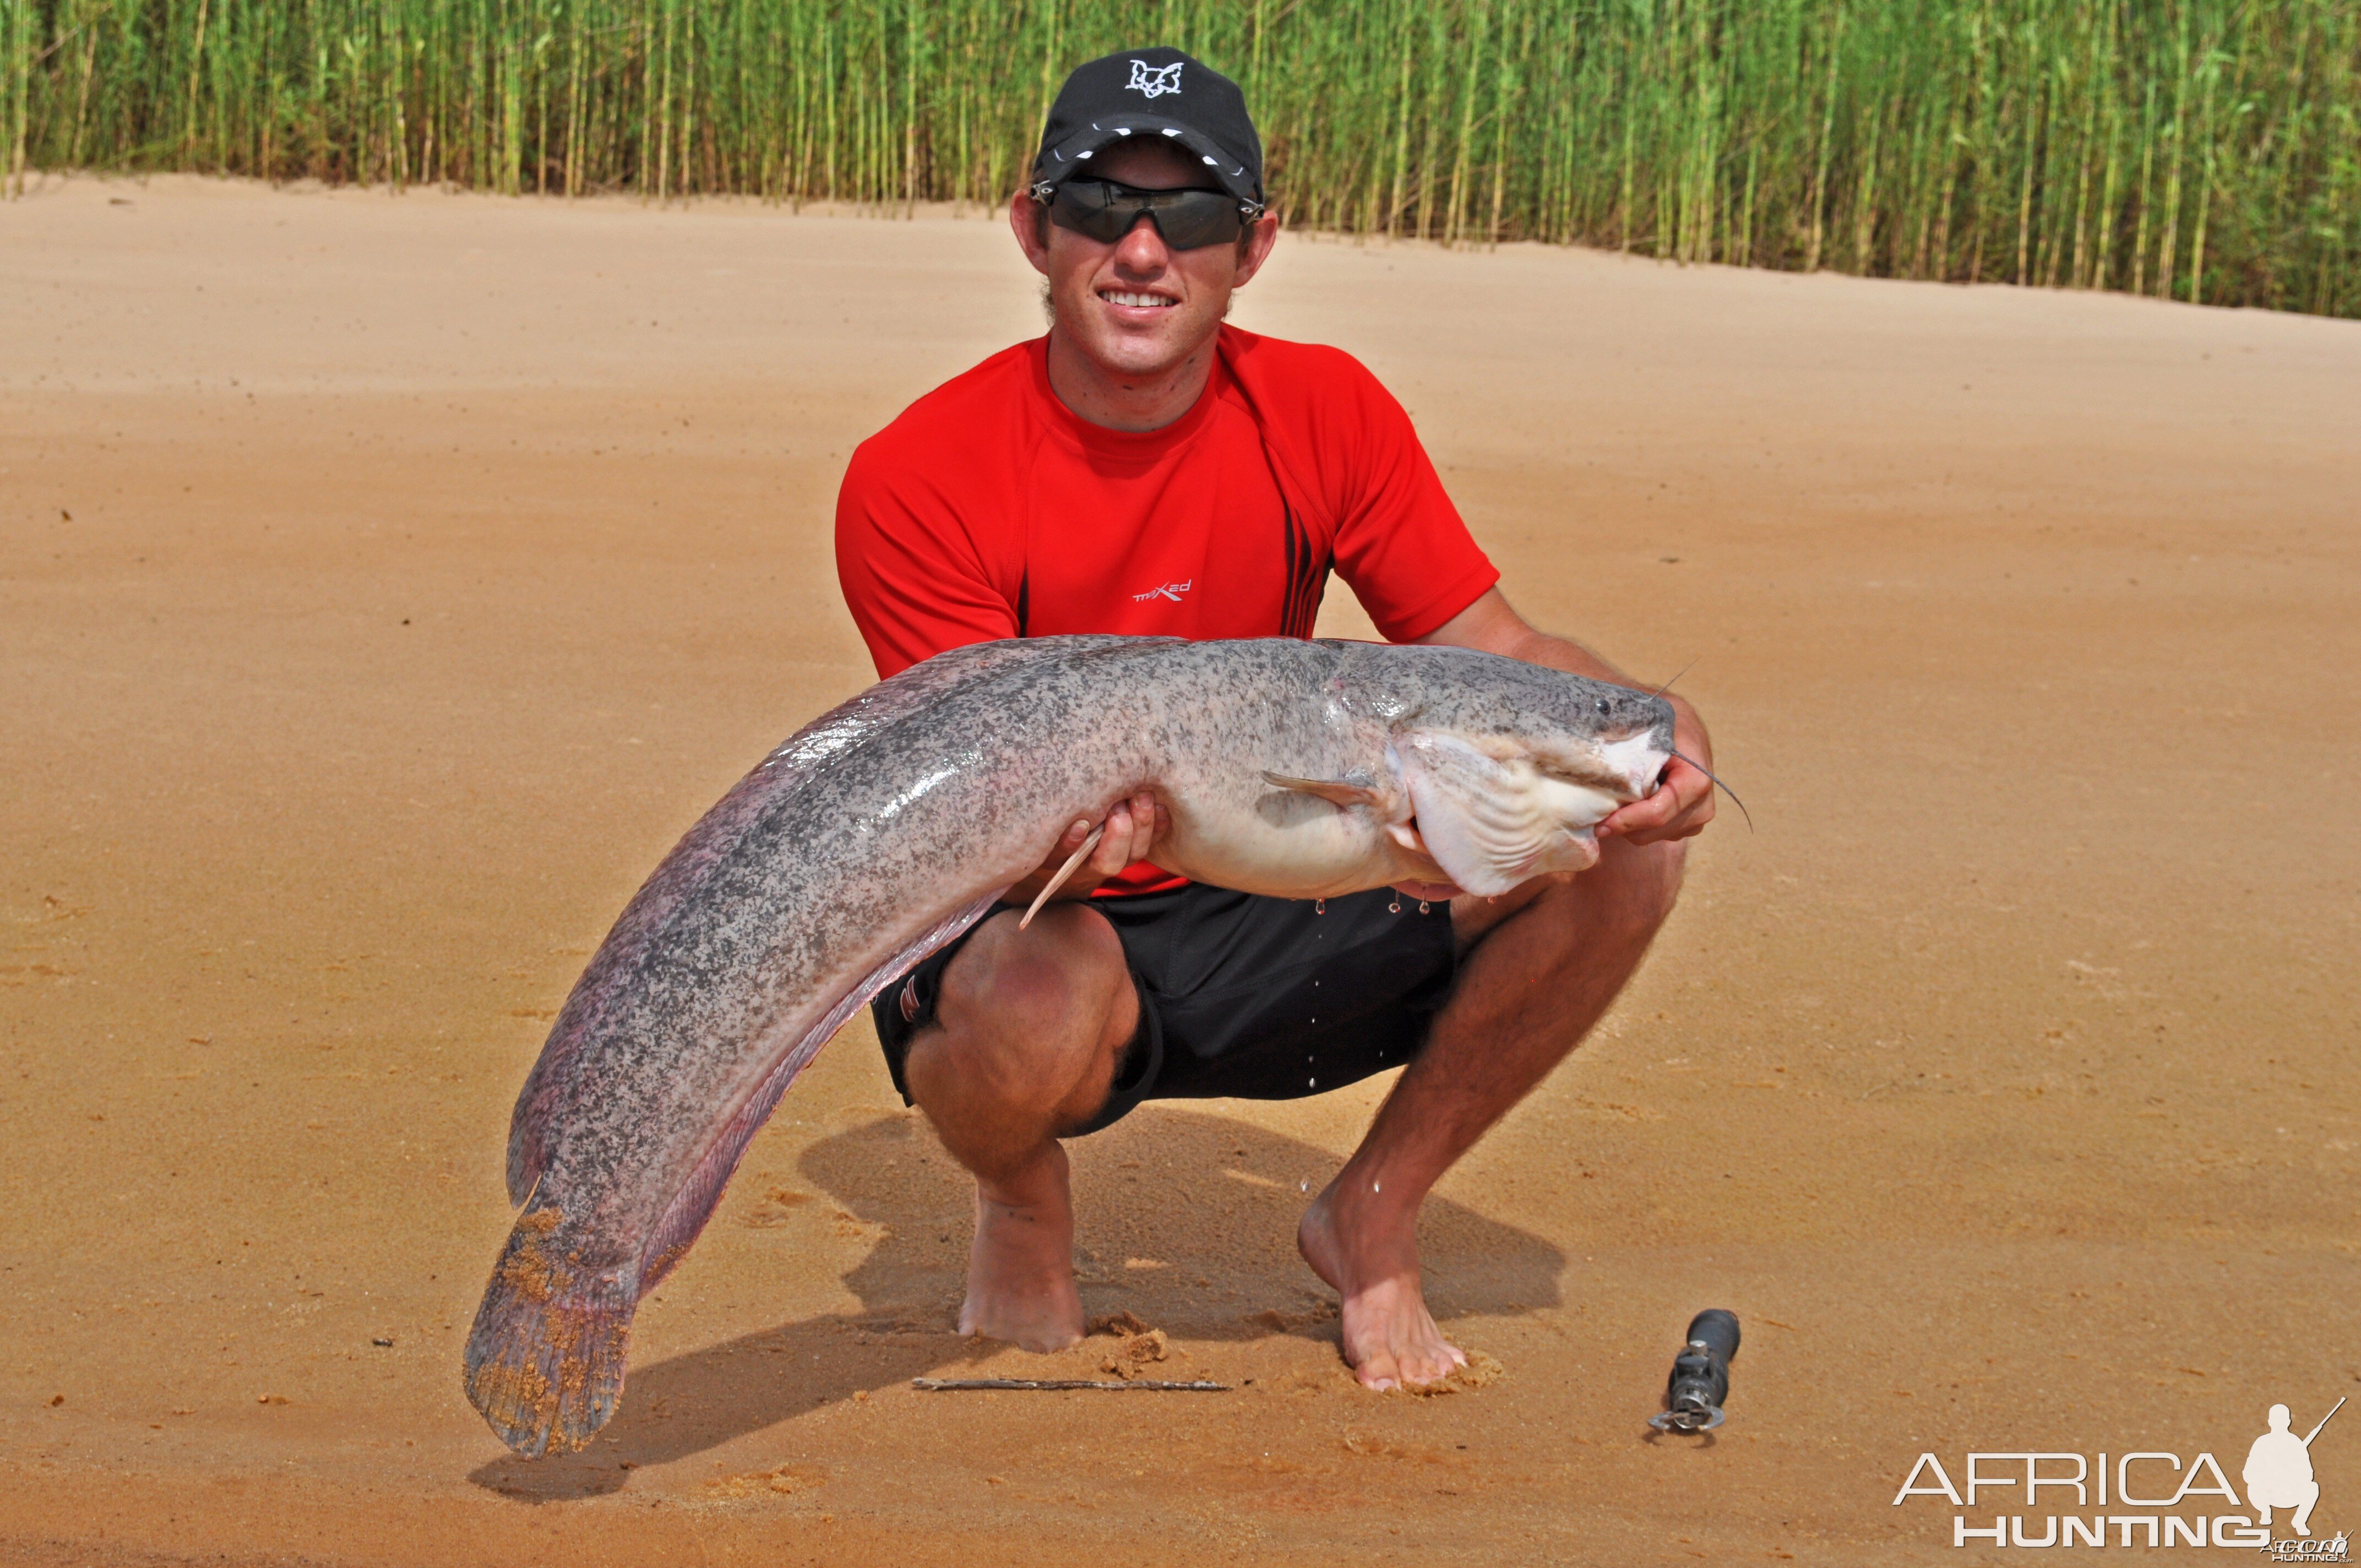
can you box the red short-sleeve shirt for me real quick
[834,323,1498,891]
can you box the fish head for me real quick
[1376,655,1676,897]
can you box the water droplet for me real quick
[1388,896,1401,913]
[1308,1077,1316,1087]
[1299,1178,1309,1193]
[1372,1179,1382,1194]
[1314,898,1325,914]
[1418,900,1430,914]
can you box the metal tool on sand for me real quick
[1650,1309,1741,1433]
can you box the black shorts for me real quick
[870,883,1459,1137]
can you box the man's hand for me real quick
[1597,699,1715,846]
[1000,790,1168,910]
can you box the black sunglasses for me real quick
[1041,177,1263,250]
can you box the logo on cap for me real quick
[1126,59,1183,98]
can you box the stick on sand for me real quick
[912,1378,1229,1392]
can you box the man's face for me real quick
[1009,138,1279,382]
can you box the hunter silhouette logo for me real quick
[2249,1399,2342,1542]
[1127,59,1183,98]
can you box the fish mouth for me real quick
[1593,729,1676,802]
[1520,729,1674,808]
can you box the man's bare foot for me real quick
[958,1144,1085,1351]
[1297,1173,1468,1391]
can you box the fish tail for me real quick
[462,1215,634,1458]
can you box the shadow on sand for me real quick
[469,1103,1563,1500]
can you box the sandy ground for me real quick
[2,173,2355,1566]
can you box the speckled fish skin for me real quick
[464,635,1672,1457]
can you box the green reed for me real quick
[4,0,2357,317]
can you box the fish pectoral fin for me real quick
[1385,820,1429,854]
[1260,771,1394,813]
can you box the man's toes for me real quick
[1399,1351,1448,1385]
[957,1289,1082,1351]
[964,1314,1079,1352]
[1022,1322,1082,1354]
[1353,1348,1402,1392]
[1390,1333,1466,1386]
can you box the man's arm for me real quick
[1414,587,1716,846]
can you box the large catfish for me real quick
[465,636,1674,1456]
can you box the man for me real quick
[834,47,1713,1391]
[2245,1401,2333,1537]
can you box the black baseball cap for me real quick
[1030,48,1264,209]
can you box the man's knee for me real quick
[909,905,1132,1108]
[1558,836,1685,943]
[942,903,1128,1025]
[1614,836,1688,930]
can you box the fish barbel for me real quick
[465,635,1673,1456]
